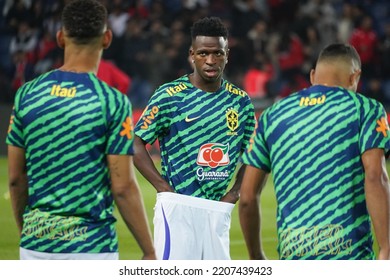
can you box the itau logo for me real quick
[196,143,230,168]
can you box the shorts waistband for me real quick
[156,192,235,213]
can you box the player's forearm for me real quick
[8,146,28,235]
[365,177,390,259]
[9,175,28,235]
[114,185,156,259]
[239,166,268,259]
[230,164,246,194]
[221,165,246,203]
[134,137,172,192]
[239,199,265,259]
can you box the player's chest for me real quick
[170,93,243,137]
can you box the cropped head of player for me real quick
[189,17,229,84]
[56,0,112,50]
[310,43,362,92]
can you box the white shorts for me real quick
[153,192,234,260]
[20,247,118,260]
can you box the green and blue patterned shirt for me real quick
[135,75,256,200]
[243,85,390,260]
[7,69,134,253]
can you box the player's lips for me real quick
[204,68,218,77]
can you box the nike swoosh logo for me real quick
[185,115,201,122]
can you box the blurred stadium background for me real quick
[1,0,390,111]
[1,0,389,259]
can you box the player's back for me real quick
[262,85,384,259]
[7,69,129,253]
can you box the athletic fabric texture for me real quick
[243,85,390,260]
[135,74,256,200]
[7,69,134,253]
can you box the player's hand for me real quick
[220,190,240,204]
[377,248,390,260]
[250,251,267,260]
[254,255,268,260]
[156,182,175,193]
[141,253,157,260]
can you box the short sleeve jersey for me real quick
[6,70,134,253]
[243,85,390,260]
[135,75,256,200]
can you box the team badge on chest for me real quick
[226,108,238,135]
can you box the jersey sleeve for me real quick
[242,109,271,172]
[6,86,25,148]
[106,94,134,155]
[134,89,171,145]
[359,99,390,155]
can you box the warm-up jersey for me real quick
[6,69,134,253]
[243,85,390,260]
[135,75,256,200]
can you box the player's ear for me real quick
[226,48,229,64]
[310,69,315,85]
[102,29,112,49]
[349,68,361,91]
[189,47,194,64]
[56,29,65,49]
[352,69,361,85]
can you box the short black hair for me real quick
[317,43,361,69]
[62,0,107,45]
[190,17,228,40]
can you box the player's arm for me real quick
[108,154,156,260]
[8,145,28,235]
[220,164,245,204]
[362,148,390,260]
[239,164,268,260]
[222,101,257,204]
[133,135,173,193]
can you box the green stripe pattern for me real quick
[135,75,256,200]
[6,70,134,253]
[243,85,390,259]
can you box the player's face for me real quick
[190,36,229,83]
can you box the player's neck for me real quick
[189,73,222,93]
[312,82,340,87]
[311,65,350,89]
[60,45,102,74]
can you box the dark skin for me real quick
[134,35,243,204]
[238,165,268,260]
[189,35,229,92]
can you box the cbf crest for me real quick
[226,108,238,135]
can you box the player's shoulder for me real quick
[153,75,191,97]
[29,69,58,85]
[15,70,58,98]
[356,90,383,105]
[222,80,249,99]
[263,90,300,111]
[90,73,128,101]
[341,88,385,111]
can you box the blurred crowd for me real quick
[1,0,390,110]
